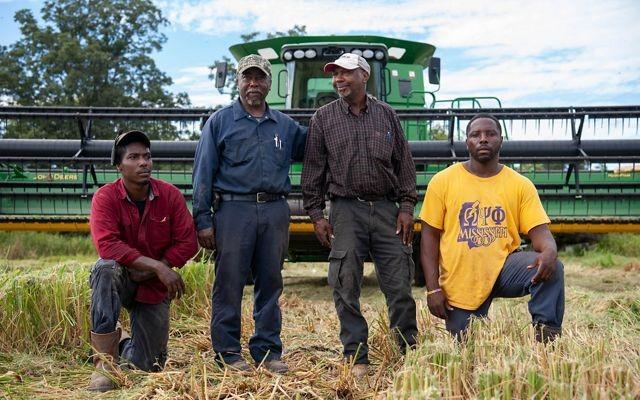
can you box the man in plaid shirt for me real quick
[301,53,418,379]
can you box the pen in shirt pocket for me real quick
[385,131,392,143]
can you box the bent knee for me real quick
[90,259,123,284]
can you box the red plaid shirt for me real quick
[90,178,198,304]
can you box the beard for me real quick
[243,91,265,107]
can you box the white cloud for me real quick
[160,0,640,106]
[427,1,640,105]
[171,65,230,107]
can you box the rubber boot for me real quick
[534,323,562,344]
[89,327,121,392]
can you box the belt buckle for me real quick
[256,192,267,203]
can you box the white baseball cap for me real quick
[324,53,371,74]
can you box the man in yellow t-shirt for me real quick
[419,114,564,343]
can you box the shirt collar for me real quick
[232,99,275,121]
[338,95,371,116]
[116,177,158,202]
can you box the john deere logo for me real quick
[35,173,79,181]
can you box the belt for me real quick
[219,192,285,203]
[331,194,389,202]
[356,195,388,202]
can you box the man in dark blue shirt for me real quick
[192,54,306,373]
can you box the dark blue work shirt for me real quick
[192,100,307,231]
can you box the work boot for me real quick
[534,323,562,344]
[227,358,252,372]
[257,359,289,374]
[89,327,121,392]
[351,364,368,380]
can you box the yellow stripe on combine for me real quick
[548,223,640,233]
[0,221,90,232]
[271,222,640,234]
[1,221,639,234]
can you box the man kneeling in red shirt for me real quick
[88,130,198,391]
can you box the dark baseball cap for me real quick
[111,130,151,165]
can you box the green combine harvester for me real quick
[1,35,640,270]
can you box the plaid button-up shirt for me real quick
[301,96,417,222]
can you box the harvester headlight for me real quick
[351,49,363,57]
[374,50,385,60]
[305,49,317,58]
[293,50,305,59]
[362,49,374,59]
[283,51,293,61]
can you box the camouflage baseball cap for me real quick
[237,54,272,77]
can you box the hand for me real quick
[396,212,414,246]
[197,227,215,250]
[127,268,155,282]
[427,290,453,320]
[313,218,333,248]
[527,252,557,284]
[155,263,185,300]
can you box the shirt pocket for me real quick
[148,214,171,248]
[275,139,290,167]
[222,137,252,166]
[368,130,394,164]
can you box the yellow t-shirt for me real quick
[418,163,550,310]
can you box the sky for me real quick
[1,0,640,108]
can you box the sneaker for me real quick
[257,359,289,374]
[351,364,368,380]
[227,358,252,372]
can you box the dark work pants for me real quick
[211,198,289,364]
[89,259,170,372]
[445,251,565,338]
[328,198,418,364]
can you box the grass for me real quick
[561,233,640,270]
[0,233,639,398]
[0,232,96,260]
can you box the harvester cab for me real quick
[278,42,386,108]
[227,35,440,112]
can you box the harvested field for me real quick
[1,246,639,399]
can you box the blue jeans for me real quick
[89,259,170,372]
[211,198,289,364]
[445,251,565,338]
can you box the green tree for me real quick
[0,0,190,139]
[429,125,448,140]
[208,25,307,100]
